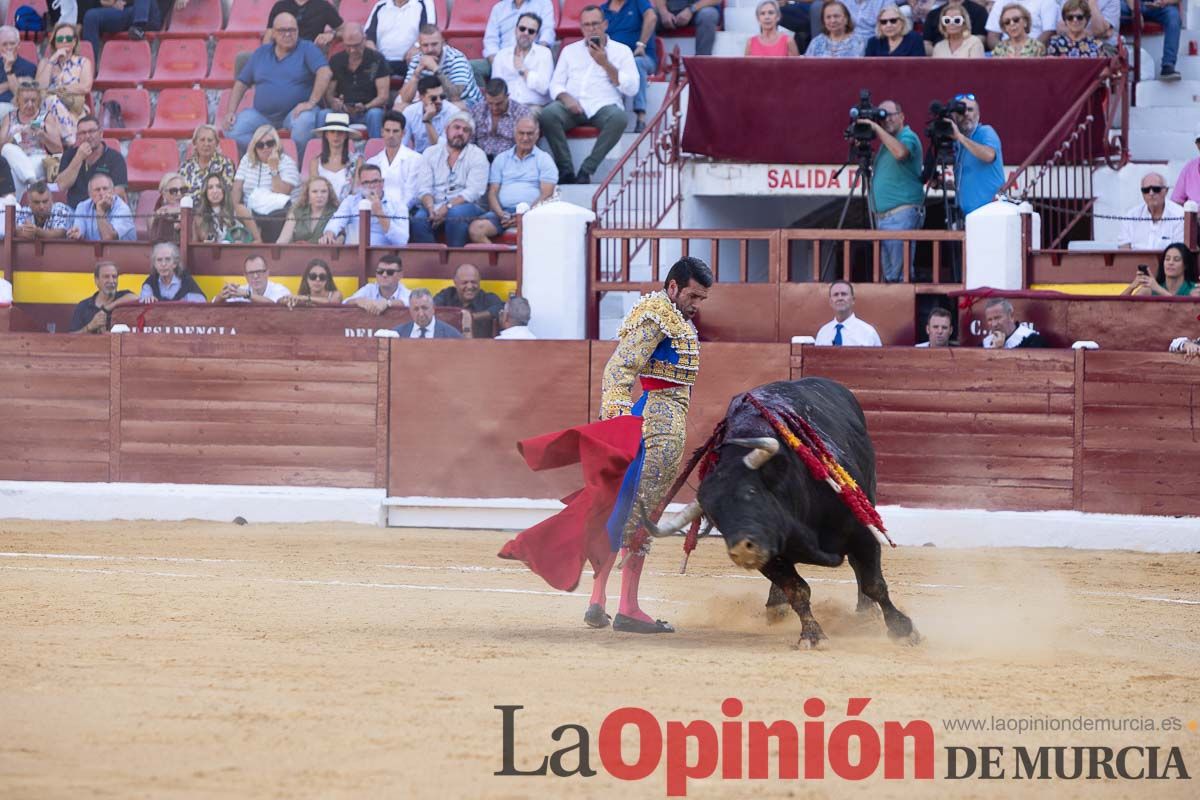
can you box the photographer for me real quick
[950,92,1005,218]
[863,100,925,283]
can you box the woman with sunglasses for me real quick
[932,2,983,57]
[232,124,299,243]
[1047,0,1105,58]
[284,258,344,308]
[194,173,261,244]
[35,22,91,126]
[865,4,925,56]
[147,172,187,244]
[991,4,1046,57]
[277,175,337,244]
[805,1,866,57]
[1121,242,1200,297]
[745,1,801,57]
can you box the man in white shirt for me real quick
[495,296,537,339]
[322,163,410,245]
[368,110,422,211]
[914,307,953,348]
[213,254,292,304]
[1118,172,1185,250]
[475,0,557,83]
[814,281,882,347]
[490,12,554,110]
[540,6,638,184]
[345,252,412,314]
[365,0,435,76]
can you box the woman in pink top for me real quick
[745,1,801,57]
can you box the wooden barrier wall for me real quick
[1,335,1197,518]
[794,348,1078,511]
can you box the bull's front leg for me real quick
[760,557,826,649]
[849,539,920,646]
[764,582,790,624]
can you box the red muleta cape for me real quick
[497,415,644,592]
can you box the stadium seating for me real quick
[559,0,591,38]
[149,89,209,138]
[159,0,225,38]
[453,36,484,59]
[338,0,379,26]
[205,36,260,87]
[216,86,256,125]
[93,40,152,89]
[134,189,160,239]
[222,0,277,37]
[99,88,151,138]
[362,139,386,160]
[126,138,182,191]
[444,0,492,36]
[146,37,209,88]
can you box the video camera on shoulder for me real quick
[846,89,887,144]
[927,98,967,144]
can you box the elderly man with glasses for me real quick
[0,25,35,119]
[1118,172,1185,250]
[950,92,1005,221]
[56,114,129,208]
[223,12,331,157]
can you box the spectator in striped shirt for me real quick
[14,180,72,239]
[398,24,483,108]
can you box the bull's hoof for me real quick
[856,602,882,619]
[792,635,827,651]
[584,604,611,629]
[892,628,922,647]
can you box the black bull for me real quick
[649,378,919,649]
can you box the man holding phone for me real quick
[322,162,409,245]
[539,5,638,184]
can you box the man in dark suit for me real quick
[393,287,462,338]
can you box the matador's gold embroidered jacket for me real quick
[599,291,700,420]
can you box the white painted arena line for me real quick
[3,553,1197,607]
[0,565,681,604]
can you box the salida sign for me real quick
[765,167,857,191]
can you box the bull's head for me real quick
[697,437,793,572]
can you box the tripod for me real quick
[925,142,961,282]
[820,137,876,282]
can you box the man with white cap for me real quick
[410,111,489,246]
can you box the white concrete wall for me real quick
[519,200,594,340]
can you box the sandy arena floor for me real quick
[1,519,1198,799]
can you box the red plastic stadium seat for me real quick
[134,189,160,238]
[280,138,299,163]
[94,40,152,89]
[99,88,151,138]
[149,88,209,137]
[560,0,591,38]
[205,36,260,87]
[567,126,600,138]
[299,138,322,175]
[222,0,278,36]
[160,0,225,38]
[362,138,385,160]
[147,37,208,87]
[215,86,255,123]
[432,0,450,28]
[17,41,36,63]
[126,138,181,191]
[452,36,484,59]
[338,0,378,26]
[444,0,491,35]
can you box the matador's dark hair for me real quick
[664,256,714,290]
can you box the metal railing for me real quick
[590,49,687,272]
[998,52,1130,250]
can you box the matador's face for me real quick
[668,279,709,321]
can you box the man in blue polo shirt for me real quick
[468,116,557,242]
[951,92,1005,219]
[222,12,332,158]
[603,0,657,133]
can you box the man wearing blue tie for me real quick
[815,280,883,347]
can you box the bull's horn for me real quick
[726,437,780,470]
[641,500,703,538]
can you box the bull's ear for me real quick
[725,437,780,470]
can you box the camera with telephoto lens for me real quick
[927,99,967,148]
[846,89,887,143]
